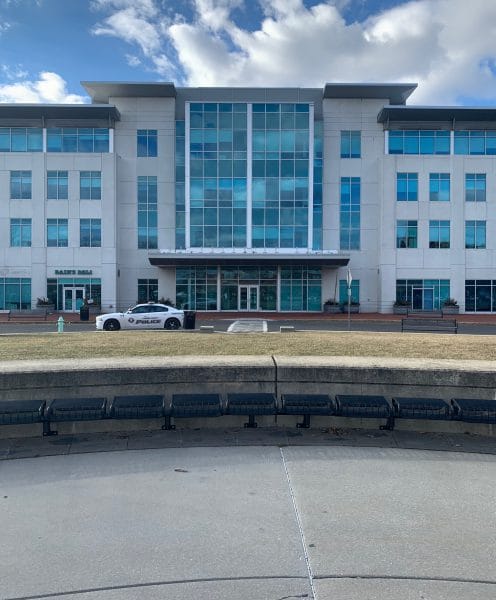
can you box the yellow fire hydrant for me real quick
[57,316,65,333]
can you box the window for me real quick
[47,128,109,153]
[465,280,495,311]
[429,173,450,202]
[80,219,101,247]
[339,279,360,304]
[80,171,101,200]
[10,219,31,247]
[397,173,418,201]
[340,130,361,158]
[465,174,486,202]
[0,277,31,309]
[396,220,417,248]
[138,279,158,303]
[465,220,486,249]
[388,130,450,155]
[137,129,157,157]
[340,177,360,250]
[429,220,450,248]
[455,131,496,155]
[0,127,42,152]
[10,171,32,199]
[47,171,68,200]
[47,219,68,247]
[138,175,158,249]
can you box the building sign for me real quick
[54,269,93,275]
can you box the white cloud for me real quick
[125,53,141,67]
[0,71,87,103]
[91,0,496,104]
[92,7,164,56]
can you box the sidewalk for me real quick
[2,310,496,324]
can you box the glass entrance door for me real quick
[64,287,85,311]
[239,285,259,311]
[412,287,434,310]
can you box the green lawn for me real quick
[0,330,494,361]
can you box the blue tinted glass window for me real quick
[397,173,417,201]
[10,218,31,247]
[137,129,157,157]
[429,173,450,202]
[80,171,101,200]
[10,171,31,199]
[47,218,68,247]
[138,176,158,249]
[47,171,68,200]
[340,177,360,250]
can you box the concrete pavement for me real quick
[1,435,496,600]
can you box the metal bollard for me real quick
[57,316,65,333]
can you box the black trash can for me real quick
[183,310,196,330]
[79,305,89,321]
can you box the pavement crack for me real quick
[2,576,308,600]
[279,447,317,600]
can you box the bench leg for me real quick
[380,415,395,431]
[42,420,57,436]
[162,415,176,430]
[244,414,258,428]
[297,414,311,429]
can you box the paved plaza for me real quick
[1,431,496,600]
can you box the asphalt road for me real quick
[1,318,496,335]
[1,443,495,600]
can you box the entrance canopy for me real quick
[149,251,350,268]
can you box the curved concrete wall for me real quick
[1,355,495,437]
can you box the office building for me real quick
[1,82,495,313]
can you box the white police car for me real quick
[96,303,185,331]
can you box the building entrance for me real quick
[64,287,85,312]
[412,286,434,311]
[239,285,259,311]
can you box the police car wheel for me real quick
[164,318,180,330]
[104,319,120,331]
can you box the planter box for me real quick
[442,306,459,314]
[343,305,359,313]
[323,304,341,314]
[393,306,409,315]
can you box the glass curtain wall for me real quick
[175,121,186,249]
[189,103,247,247]
[252,103,309,248]
[280,267,321,311]
[313,121,323,250]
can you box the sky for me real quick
[0,0,495,105]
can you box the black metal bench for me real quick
[110,395,165,427]
[167,393,222,429]
[0,399,46,425]
[226,393,276,428]
[335,395,394,429]
[451,398,496,423]
[392,397,451,420]
[280,394,335,428]
[44,397,107,435]
[401,318,457,333]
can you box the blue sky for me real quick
[0,0,495,105]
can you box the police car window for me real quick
[153,306,168,312]
[131,306,149,314]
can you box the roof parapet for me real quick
[324,83,417,105]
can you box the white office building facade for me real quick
[1,82,495,313]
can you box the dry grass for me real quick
[0,330,495,361]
